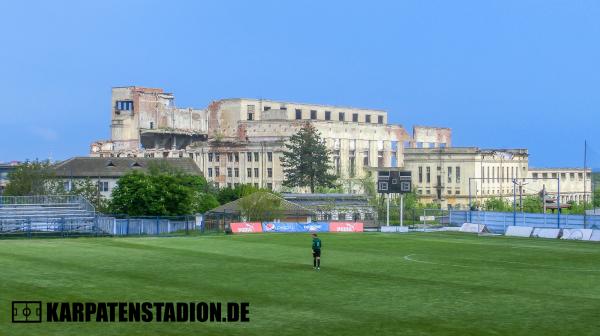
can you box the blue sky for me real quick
[0,0,599,167]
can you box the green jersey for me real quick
[312,238,322,251]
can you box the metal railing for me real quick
[0,195,80,205]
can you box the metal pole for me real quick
[557,177,561,228]
[519,184,523,215]
[386,193,390,226]
[513,180,517,226]
[583,140,587,227]
[468,178,472,222]
[400,194,404,227]
[543,184,546,214]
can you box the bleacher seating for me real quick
[0,196,95,225]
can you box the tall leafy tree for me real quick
[66,178,110,213]
[280,122,337,193]
[216,184,264,204]
[238,192,284,221]
[109,170,219,216]
[484,197,511,212]
[3,160,62,196]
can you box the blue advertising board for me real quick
[261,222,330,233]
[262,222,301,232]
[298,222,329,232]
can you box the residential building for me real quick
[53,157,202,198]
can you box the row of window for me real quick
[115,100,133,111]
[481,166,523,183]
[207,167,273,178]
[248,104,384,124]
[418,166,461,184]
[294,109,384,124]
[223,182,273,190]
[531,172,588,180]
[208,152,273,163]
[418,189,461,195]
[63,181,109,192]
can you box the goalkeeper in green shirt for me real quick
[312,233,322,270]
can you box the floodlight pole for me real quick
[386,193,390,226]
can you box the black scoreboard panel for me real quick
[377,171,412,194]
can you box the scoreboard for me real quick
[377,171,412,194]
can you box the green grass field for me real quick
[1,232,600,336]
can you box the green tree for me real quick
[593,188,600,208]
[109,170,218,216]
[237,192,284,221]
[522,195,543,213]
[217,184,264,204]
[67,178,110,213]
[280,122,337,193]
[3,160,62,196]
[484,197,511,212]
[314,184,344,194]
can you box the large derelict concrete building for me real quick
[90,86,451,193]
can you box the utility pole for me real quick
[512,179,528,214]
[542,184,546,214]
[519,184,523,214]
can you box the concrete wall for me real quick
[411,126,452,148]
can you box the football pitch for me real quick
[1,232,600,336]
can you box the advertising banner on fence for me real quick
[329,222,364,232]
[231,222,361,233]
[262,222,301,232]
[230,222,263,233]
[299,222,329,232]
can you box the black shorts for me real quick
[312,250,321,257]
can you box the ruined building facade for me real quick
[90,86,452,192]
